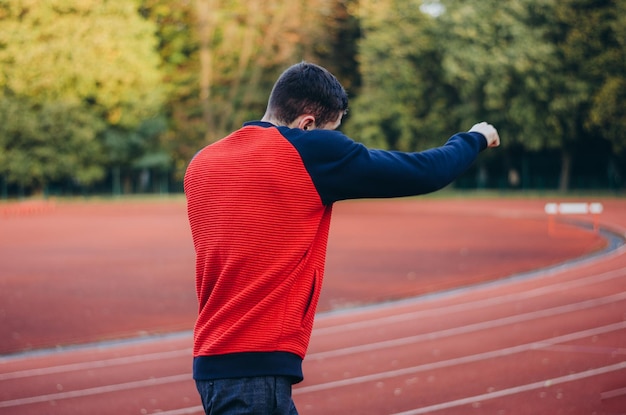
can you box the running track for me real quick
[1,198,625,414]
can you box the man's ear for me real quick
[296,115,316,131]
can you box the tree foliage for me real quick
[193,0,342,139]
[139,0,203,177]
[438,0,625,189]
[140,0,347,178]
[0,97,104,188]
[345,0,451,151]
[547,0,626,151]
[0,0,164,190]
[0,0,624,194]
[436,0,556,146]
[348,0,625,189]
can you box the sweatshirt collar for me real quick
[243,120,275,128]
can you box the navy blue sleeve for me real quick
[281,127,488,206]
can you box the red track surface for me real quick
[1,197,625,414]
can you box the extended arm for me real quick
[289,124,499,205]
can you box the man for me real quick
[184,61,500,414]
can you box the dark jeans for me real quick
[196,377,299,415]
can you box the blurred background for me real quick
[0,0,624,199]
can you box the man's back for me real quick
[184,122,332,382]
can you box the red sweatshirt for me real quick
[184,121,487,383]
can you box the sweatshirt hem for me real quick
[193,351,304,384]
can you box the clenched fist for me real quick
[469,122,500,148]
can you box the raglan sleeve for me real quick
[296,129,488,205]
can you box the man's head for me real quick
[262,62,348,131]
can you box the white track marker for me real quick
[313,267,626,336]
[145,406,205,415]
[390,361,626,415]
[294,321,626,395]
[307,291,626,360]
[0,374,190,409]
[544,202,604,215]
[601,386,626,400]
[0,348,191,381]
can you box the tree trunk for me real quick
[559,149,572,192]
[195,0,218,140]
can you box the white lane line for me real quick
[390,361,626,415]
[3,322,622,409]
[314,267,626,336]
[147,405,205,415]
[0,374,191,409]
[601,386,626,400]
[2,269,622,380]
[0,348,192,381]
[294,321,626,395]
[308,292,626,360]
[4,286,624,382]
[541,344,626,356]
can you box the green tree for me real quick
[312,0,361,95]
[586,0,626,152]
[140,0,204,179]
[0,0,164,192]
[544,0,626,189]
[436,0,626,190]
[0,97,104,192]
[141,0,352,180]
[193,0,341,142]
[344,0,451,151]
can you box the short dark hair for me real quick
[267,62,348,127]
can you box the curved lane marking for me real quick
[294,321,626,395]
[390,361,626,415]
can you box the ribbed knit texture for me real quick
[185,125,331,360]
